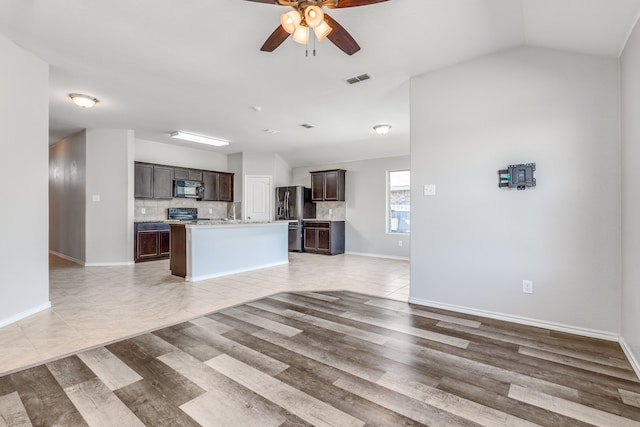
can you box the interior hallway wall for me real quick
[50,131,87,263]
[0,34,50,326]
[410,46,621,337]
[85,129,135,265]
[621,17,640,375]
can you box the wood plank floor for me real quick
[1,290,638,426]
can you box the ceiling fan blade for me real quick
[260,25,290,52]
[324,0,388,8]
[324,14,360,55]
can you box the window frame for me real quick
[386,169,410,234]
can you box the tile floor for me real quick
[0,253,409,376]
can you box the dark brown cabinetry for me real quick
[134,222,170,262]
[134,162,174,199]
[310,169,346,201]
[201,171,234,202]
[169,224,187,277]
[135,161,234,202]
[202,171,220,201]
[219,172,234,202]
[174,167,203,181]
[303,220,345,255]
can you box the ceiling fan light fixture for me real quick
[170,131,229,147]
[373,124,392,135]
[69,93,99,108]
[304,5,324,28]
[313,20,332,41]
[280,10,301,34]
[292,25,309,45]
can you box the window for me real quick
[387,170,410,233]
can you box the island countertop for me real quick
[169,221,288,281]
[167,220,278,227]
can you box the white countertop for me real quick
[167,219,279,227]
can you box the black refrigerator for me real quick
[275,186,316,252]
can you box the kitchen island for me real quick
[169,221,288,281]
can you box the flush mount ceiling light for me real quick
[69,93,99,108]
[373,124,391,135]
[246,0,390,56]
[170,131,229,147]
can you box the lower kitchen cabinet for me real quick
[303,220,345,255]
[134,222,170,262]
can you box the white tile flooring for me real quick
[0,253,409,376]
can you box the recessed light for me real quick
[69,93,99,108]
[263,129,280,134]
[170,131,229,146]
[251,106,263,112]
[300,123,315,129]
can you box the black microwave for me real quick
[174,179,204,199]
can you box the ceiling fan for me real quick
[245,0,389,55]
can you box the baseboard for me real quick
[186,260,289,282]
[84,261,135,267]
[49,250,84,265]
[345,251,410,261]
[408,297,619,342]
[620,337,640,380]
[0,302,52,328]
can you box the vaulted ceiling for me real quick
[1,0,639,166]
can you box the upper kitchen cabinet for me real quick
[219,173,234,202]
[135,162,173,199]
[202,171,219,201]
[202,171,234,202]
[310,169,346,201]
[174,167,203,181]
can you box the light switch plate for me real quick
[423,184,436,196]
[92,194,101,202]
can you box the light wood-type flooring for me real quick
[0,253,409,376]
[1,254,639,425]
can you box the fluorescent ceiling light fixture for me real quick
[170,131,229,146]
[373,124,392,135]
[69,93,99,108]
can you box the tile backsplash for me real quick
[135,199,240,222]
[314,201,346,221]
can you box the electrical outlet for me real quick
[522,280,533,294]
[398,240,403,247]
[141,208,146,214]
[209,208,213,214]
[329,209,333,215]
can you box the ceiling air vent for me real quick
[300,124,315,129]
[346,73,371,85]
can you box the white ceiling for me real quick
[1,0,639,167]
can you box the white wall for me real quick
[85,129,135,265]
[293,156,411,259]
[135,138,228,171]
[0,34,50,326]
[274,154,292,188]
[410,47,621,337]
[621,19,640,374]
[242,152,291,180]
[50,131,87,263]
